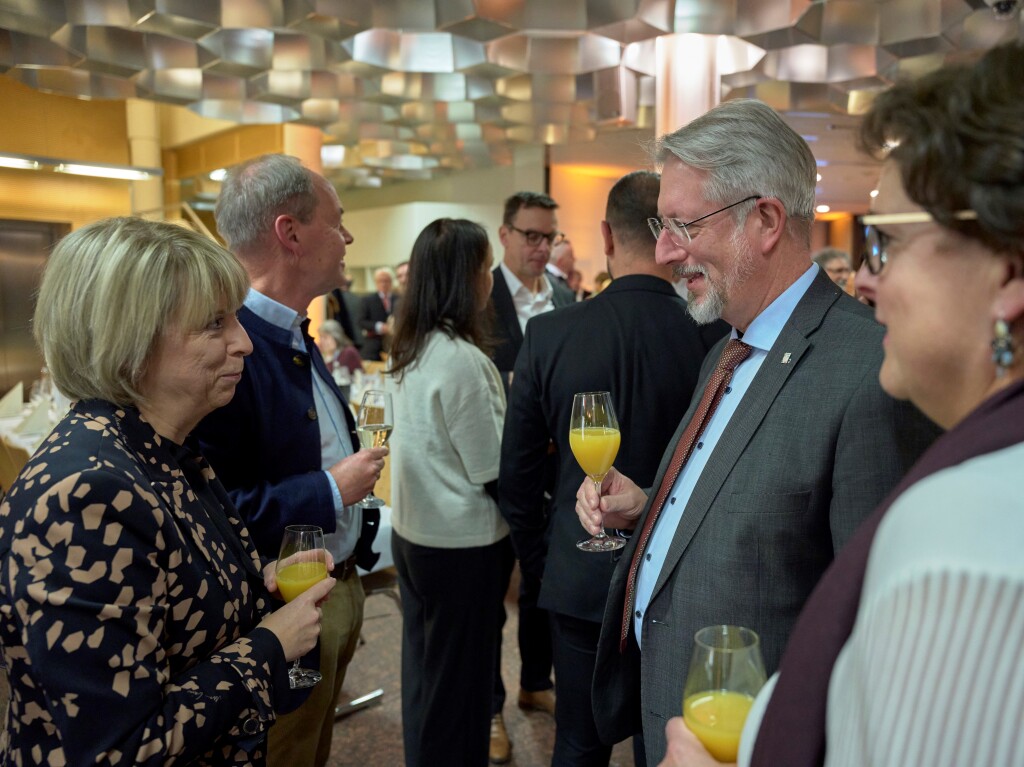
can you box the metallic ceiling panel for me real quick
[817,0,880,46]
[506,122,597,144]
[622,37,657,75]
[200,29,274,77]
[593,64,638,123]
[271,32,331,70]
[308,69,359,98]
[763,44,829,82]
[189,98,300,123]
[0,0,65,37]
[672,0,737,35]
[136,66,203,102]
[296,97,340,124]
[8,64,137,98]
[346,29,468,73]
[51,24,146,77]
[248,69,311,105]
[64,0,135,27]
[145,34,215,69]
[497,73,579,102]
[370,0,437,31]
[521,0,588,31]
[877,0,974,57]
[283,0,372,39]
[824,43,892,83]
[3,28,80,68]
[735,0,821,49]
[130,0,220,40]
[501,101,593,125]
[435,0,516,40]
[220,0,284,30]
[378,72,470,101]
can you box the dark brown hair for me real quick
[859,41,1024,257]
[389,218,494,379]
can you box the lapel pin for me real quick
[781,352,792,364]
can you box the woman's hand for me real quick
[263,551,335,597]
[658,718,734,767]
[575,467,647,534]
[258,576,336,661]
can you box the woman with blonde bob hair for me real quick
[0,217,334,765]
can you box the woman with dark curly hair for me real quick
[659,40,1024,767]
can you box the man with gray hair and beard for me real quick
[574,99,941,764]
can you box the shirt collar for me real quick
[244,288,305,333]
[734,264,818,351]
[500,261,552,301]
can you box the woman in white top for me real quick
[660,40,1024,767]
[386,218,514,767]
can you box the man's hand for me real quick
[658,717,735,767]
[328,447,388,505]
[574,467,647,535]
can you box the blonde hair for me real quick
[34,217,249,406]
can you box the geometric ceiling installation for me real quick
[1,0,1020,198]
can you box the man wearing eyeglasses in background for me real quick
[488,191,573,764]
[574,99,941,764]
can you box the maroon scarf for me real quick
[751,378,1024,766]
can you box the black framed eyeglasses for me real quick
[648,195,761,246]
[860,210,977,275]
[508,225,565,247]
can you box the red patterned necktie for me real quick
[382,293,391,313]
[619,338,753,652]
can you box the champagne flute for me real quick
[276,525,329,689]
[682,625,767,762]
[569,391,624,552]
[356,389,393,509]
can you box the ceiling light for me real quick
[209,168,227,181]
[0,155,41,171]
[54,163,156,181]
[869,189,879,198]
[816,205,831,214]
[816,173,822,182]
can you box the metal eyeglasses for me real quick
[648,195,761,246]
[861,210,978,275]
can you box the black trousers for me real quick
[550,612,613,767]
[393,532,515,767]
[492,565,554,715]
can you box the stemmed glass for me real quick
[276,525,329,689]
[569,391,624,552]
[356,390,393,509]
[682,625,767,762]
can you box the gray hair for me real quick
[812,247,851,269]
[34,217,249,406]
[215,153,319,251]
[319,319,352,347]
[654,99,817,244]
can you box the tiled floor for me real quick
[326,567,638,767]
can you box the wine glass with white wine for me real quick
[569,391,624,552]
[682,625,767,762]
[275,525,329,689]
[356,389,393,509]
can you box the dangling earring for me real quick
[992,315,1015,378]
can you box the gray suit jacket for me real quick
[592,271,941,763]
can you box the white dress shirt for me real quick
[500,261,554,333]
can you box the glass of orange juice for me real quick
[569,391,624,552]
[276,524,329,689]
[682,625,767,762]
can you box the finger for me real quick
[304,576,337,602]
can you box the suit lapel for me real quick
[492,266,524,347]
[649,272,840,602]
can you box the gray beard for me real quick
[675,264,725,325]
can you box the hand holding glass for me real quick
[276,525,329,689]
[570,391,624,552]
[682,625,767,762]
[357,389,393,509]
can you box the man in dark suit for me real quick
[488,190,574,763]
[500,171,728,766]
[358,266,397,361]
[196,154,388,767]
[575,100,941,764]
[326,275,363,351]
[545,238,575,291]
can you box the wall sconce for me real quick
[0,153,161,180]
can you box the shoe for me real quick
[517,688,556,716]
[489,713,512,765]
